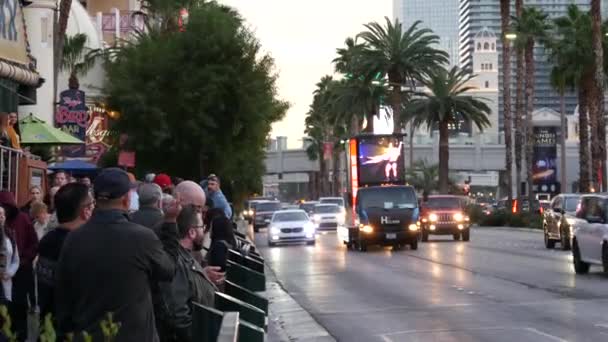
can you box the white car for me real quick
[319,197,346,210]
[312,204,345,230]
[572,194,608,274]
[267,210,316,246]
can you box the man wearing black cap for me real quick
[55,168,180,341]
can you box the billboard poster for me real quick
[55,89,89,157]
[533,126,557,186]
[357,135,404,185]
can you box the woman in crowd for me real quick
[7,113,20,150]
[21,186,44,216]
[0,206,19,304]
[0,113,13,149]
[30,201,50,240]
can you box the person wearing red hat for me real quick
[154,174,173,194]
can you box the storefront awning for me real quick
[0,59,40,86]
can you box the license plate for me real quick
[386,233,396,239]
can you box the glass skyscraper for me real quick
[395,0,607,130]
[393,0,460,66]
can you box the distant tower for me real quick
[471,27,497,90]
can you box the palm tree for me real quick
[500,0,514,208]
[514,0,524,210]
[54,0,74,97]
[512,6,551,204]
[357,17,449,133]
[590,0,606,191]
[60,34,100,90]
[549,66,568,193]
[553,5,593,192]
[404,67,491,193]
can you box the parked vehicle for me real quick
[267,210,316,246]
[571,194,608,274]
[420,195,470,242]
[319,197,346,211]
[253,201,281,232]
[542,194,581,250]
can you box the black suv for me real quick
[253,201,281,232]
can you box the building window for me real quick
[481,64,485,70]
[485,81,489,88]
[484,42,489,50]
[489,63,493,70]
[41,17,48,44]
[491,43,495,50]
[477,42,481,50]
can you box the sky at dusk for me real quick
[220,0,392,148]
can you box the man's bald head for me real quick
[174,181,205,209]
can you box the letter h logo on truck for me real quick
[381,216,399,225]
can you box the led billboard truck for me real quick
[338,134,420,252]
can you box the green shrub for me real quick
[465,204,484,224]
[478,210,542,229]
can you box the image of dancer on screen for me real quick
[361,141,403,181]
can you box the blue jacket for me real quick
[208,190,232,219]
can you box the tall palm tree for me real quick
[500,0,514,207]
[550,66,568,194]
[54,0,74,97]
[512,6,551,204]
[553,5,593,192]
[404,67,491,193]
[60,34,100,90]
[514,0,524,209]
[590,0,606,191]
[357,17,449,134]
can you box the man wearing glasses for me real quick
[159,205,217,342]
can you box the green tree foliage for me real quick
[104,1,288,202]
[404,67,491,193]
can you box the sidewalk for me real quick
[265,268,336,342]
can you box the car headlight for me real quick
[408,224,419,231]
[453,212,464,221]
[270,226,280,234]
[359,225,373,234]
[304,222,316,233]
[429,213,438,222]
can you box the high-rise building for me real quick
[458,0,606,129]
[393,0,460,66]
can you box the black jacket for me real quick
[131,206,164,230]
[160,246,217,342]
[56,209,178,342]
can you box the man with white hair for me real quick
[131,183,164,229]
[173,181,224,286]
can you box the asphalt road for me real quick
[255,227,608,342]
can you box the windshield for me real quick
[565,197,580,212]
[256,202,281,212]
[300,203,316,211]
[273,212,308,222]
[358,187,417,209]
[314,205,340,214]
[320,198,344,206]
[425,197,464,209]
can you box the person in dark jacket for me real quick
[207,215,236,272]
[55,168,180,342]
[0,191,38,341]
[36,183,93,323]
[131,183,164,230]
[160,205,217,342]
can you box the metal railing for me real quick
[0,145,22,201]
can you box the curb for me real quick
[264,266,336,342]
[473,226,543,234]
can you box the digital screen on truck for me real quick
[357,135,405,185]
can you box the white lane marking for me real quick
[379,335,393,342]
[595,323,608,329]
[378,326,508,337]
[524,328,569,342]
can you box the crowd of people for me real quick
[0,167,242,342]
